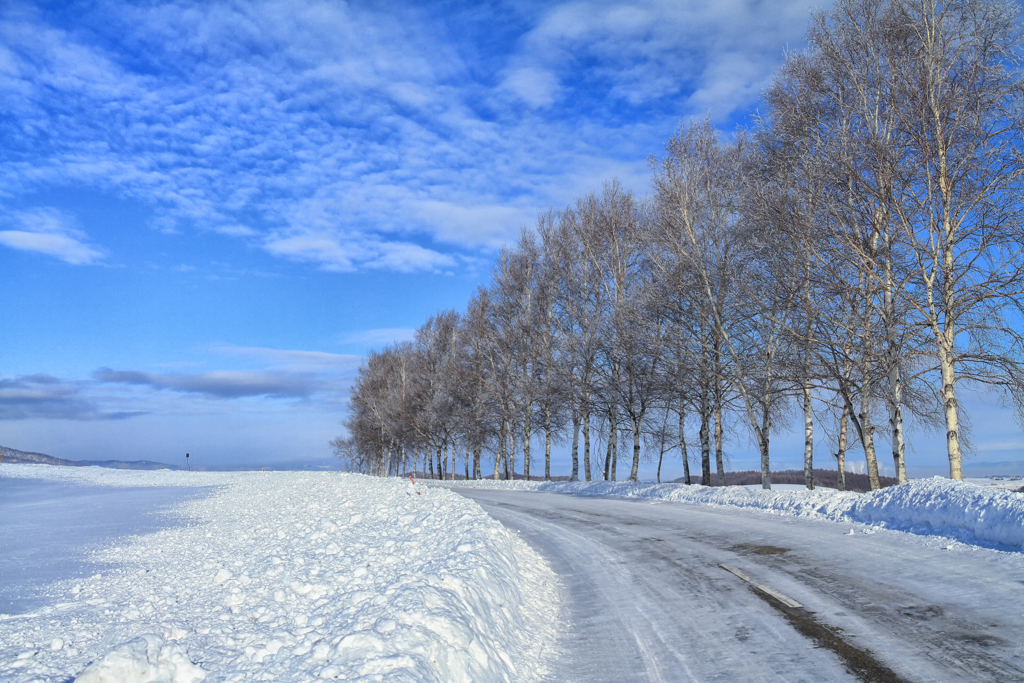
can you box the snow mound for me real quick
[0,467,560,683]
[847,477,1024,549]
[446,477,1024,551]
[74,634,205,683]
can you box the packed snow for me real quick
[1,477,199,616]
[0,465,560,683]
[459,487,1024,682]
[444,476,1024,551]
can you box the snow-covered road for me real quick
[457,488,1024,683]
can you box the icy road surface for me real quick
[457,488,1024,683]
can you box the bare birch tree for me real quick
[889,0,1024,479]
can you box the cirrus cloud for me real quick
[0,0,820,273]
[0,208,104,265]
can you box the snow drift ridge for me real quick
[0,467,561,683]
[446,477,1024,551]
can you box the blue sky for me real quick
[1,0,1020,476]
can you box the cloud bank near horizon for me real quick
[0,343,360,422]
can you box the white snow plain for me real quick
[444,476,1024,551]
[0,465,559,683]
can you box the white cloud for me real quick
[213,224,259,237]
[0,0,822,273]
[412,200,533,249]
[506,0,822,119]
[501,67,560,108]
[263,227,456,273]
[261,230,361,272]
[210,345,362,370]
[365,241,457,273]
[337,328,417,347]
[0,208,104,264]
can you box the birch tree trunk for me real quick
[657,439,665,483]
[544,407,552,481]
[803,381,814,490]
[583,408,592,481]
[506,428,513,480]
[629,416,641,482]
[860,376,881,490]
[680,409,691,485]
[603,431,612,481]
[888,368,907,484]
[836,404,849,492]
[713,335,725,487]
[858,277,882,490]
[523,426,531,481]
[606,402,618,481]
[759,411,772,489]
[882,231,907,484]
[699,389,712,486]
[938,226,963,481]
[606,430,614,483]
[713,398,724,487]
[495,418,505,480]
[939,338,962,480]
[570,414,580,481]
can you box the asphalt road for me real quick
[455,488,1024,683]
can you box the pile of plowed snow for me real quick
[0,466,560,683]
[445,477,1024,551]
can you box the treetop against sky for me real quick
[2,0,1020,472]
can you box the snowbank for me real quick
[847,477,1024,549]
[443,476,1024,551]
[0,466,560,683]
[74,634,206,683]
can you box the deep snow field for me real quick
[1,477,199,616]
[0,465,559,683]
[443,475,1024,551]
[4,464,1024,683]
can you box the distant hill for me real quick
[76,459,181,470]
[0,445,178,471]
[964,461,1024,477]
[0,444,84,466]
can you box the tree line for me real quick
[335,0,1024,490]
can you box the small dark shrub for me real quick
[673,469,899,493]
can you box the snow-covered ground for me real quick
[5,463,1023,683]
[0,465,559,683]
[965,475,1024,490]
[442,476,1024,551]
[1,476,200,616]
